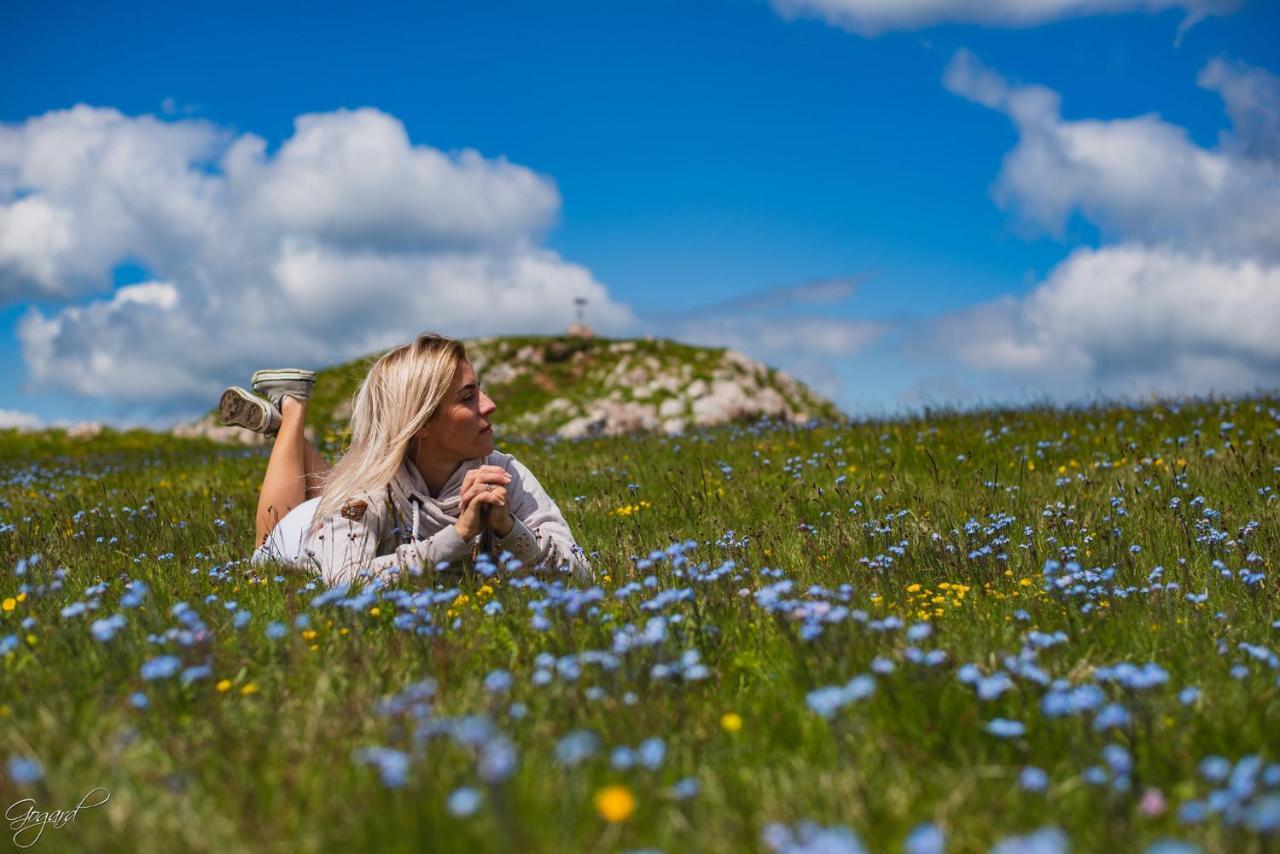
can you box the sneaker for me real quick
[252,368,315,410]
[219,387,281,435]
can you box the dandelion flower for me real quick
[720,712,743,733]
[216,679,232,692]
[594,784,636,823]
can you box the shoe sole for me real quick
[219,387,272,432]
[252,369,315,384]
[252,369,315,404]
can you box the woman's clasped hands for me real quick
[453,464,514,540]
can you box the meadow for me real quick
[1,397,1277,852]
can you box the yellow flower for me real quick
[369,606,381,616]
[302,629,317,641]
[241,683,258,696]
[1,597,14,612]
[720,712,743,733]
[594,785,636,823]
[905,583,921,593]
[216,679,232,692]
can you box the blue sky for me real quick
[1,0,1278,425]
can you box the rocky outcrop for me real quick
[524,345,826,438]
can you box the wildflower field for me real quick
[2,398,1278,853]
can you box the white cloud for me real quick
[928,53,1280,401]
[770,0,1235,36]
[944,49,1280,260]
[1198,57,1280,160]
[0,106,633,413]
[932,245,1280,396]
[0,408,41,429]
[651,277,885,399]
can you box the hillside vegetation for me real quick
[303,334,844,439]
[2,395,1279,851]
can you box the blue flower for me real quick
[91,613,126,642]
[1093,703,1131,732]
[1144,840,1200,854]
[672,777,700,799]
[637,737,665,770]
[121,580,148,608]
[1199,756,1231,783]
[6,756,43,785]
[555,730,599,768]
[265,622,287,640]
[907,622,932,642]
[447,787,482,817]
[354,746,410,788]
[233,610,252,630]
[1246,795,1280,832]
[483,669,512,694]
[903,822,945,854]
[806,675,875,719]
[140,655,182,681]
[762,822,866,854]
[985,718,1026,738]
[610,746,635,770]
[977,674,1014,701]
[129,692,149,709]
[181,665,212,685]
[1020,766,1050,792]
[60,602,87,619]
[990,827,1068,854]
[1177,801,1208,824]
[477,737,517,783]
[1102,744,1132,776]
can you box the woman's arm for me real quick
[490,456,593,583]
[301,495,473,585]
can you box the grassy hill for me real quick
[2,395,1278,851]
[302,334,844,441]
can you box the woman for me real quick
[218,333,591,586]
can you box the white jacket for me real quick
[300,451,591,586]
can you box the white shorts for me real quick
[251,497,320,565]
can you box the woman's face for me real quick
[421,359,496,461]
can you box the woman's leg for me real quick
[303,439,331,499]
[255,397,311,545]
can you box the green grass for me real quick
[1,396,1278,852]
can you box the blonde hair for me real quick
[313,332,467,525]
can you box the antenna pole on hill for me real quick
[567,297,594,339]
